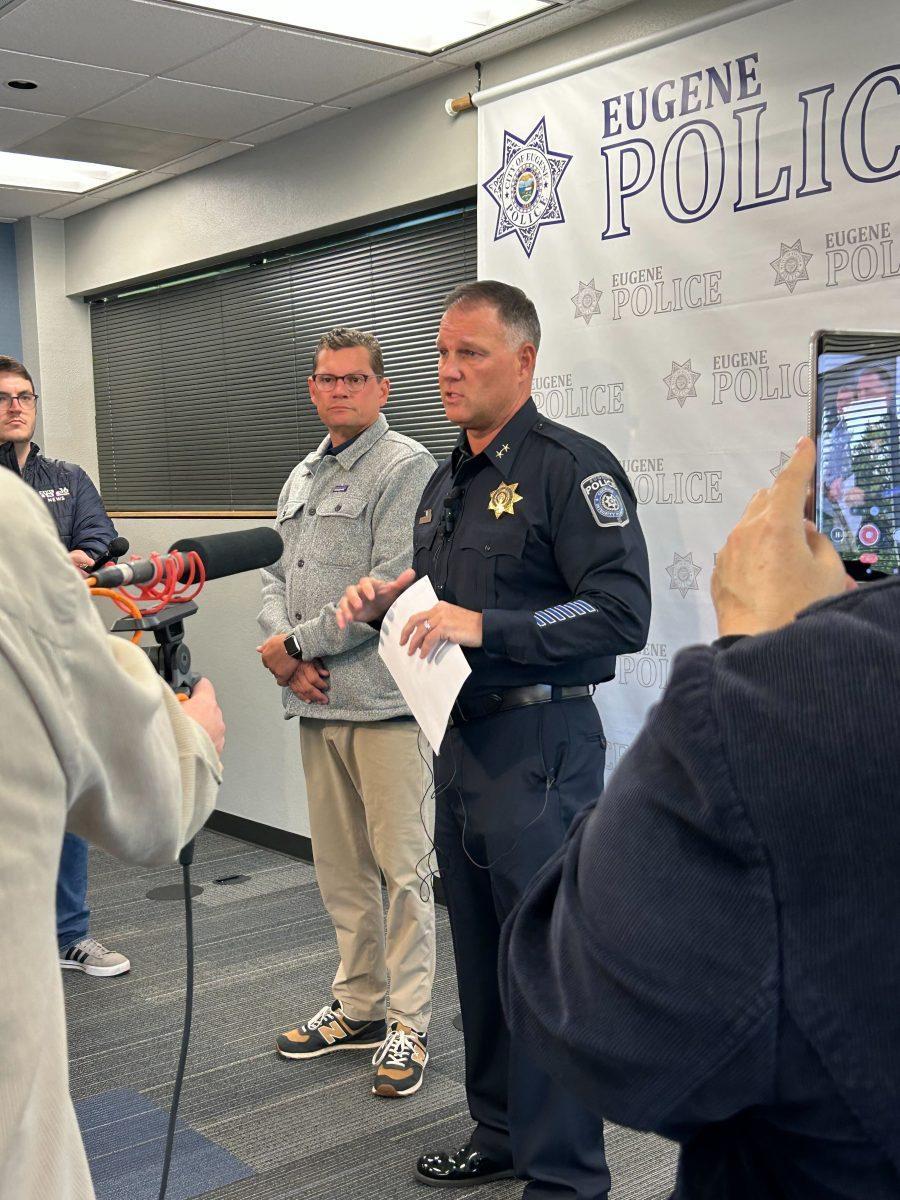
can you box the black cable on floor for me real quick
[157,856,195,1200]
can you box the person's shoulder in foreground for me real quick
[500,439,900,1199]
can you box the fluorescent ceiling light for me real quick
[169,1,554,53]
[0,150,134,194]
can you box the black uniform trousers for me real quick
[434,696,611,1200]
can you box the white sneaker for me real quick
[60,937,131,977]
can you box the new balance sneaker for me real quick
[276,1000,387,1060]
[59,937,131,977]
[372,1022,428,1097]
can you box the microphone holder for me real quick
[112,601,199,698]
[110,601,206,1200]
[113,603,201,875]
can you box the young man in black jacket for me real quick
[0,355,130,978]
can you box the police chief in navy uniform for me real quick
[338,281,650,1197]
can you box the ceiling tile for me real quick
[156,138,250,174]
[436,2,602,66]
[82,76,308,140]
[0,49,146,114]
[0,183,74,217]
[0,102,65,148]
[238,103,348,145]
[329,59,457,109]
[0,0,252,75]
[577,0,633,10]
[43,169,170,217]
[168,25,421,105]
[13,117,214,168]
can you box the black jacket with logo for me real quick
[0,441,116,555]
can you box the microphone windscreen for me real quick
[169,527,283,582]
[107,536,130,561]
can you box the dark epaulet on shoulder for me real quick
[531,414,617,468]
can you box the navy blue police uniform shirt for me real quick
[412,397,651,697]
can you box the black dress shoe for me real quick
[415,1142,515,1187]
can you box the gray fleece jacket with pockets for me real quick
[258,413,437,721]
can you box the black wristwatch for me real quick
[283,633,303,660]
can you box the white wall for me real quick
[20,0,740,836]
[116,517,310,836]
[16,218,96,475]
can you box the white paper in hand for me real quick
[377,576,471,755]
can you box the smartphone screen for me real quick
[811,331,900,581]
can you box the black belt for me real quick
[448,684,594,727]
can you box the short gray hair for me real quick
[312,327,384,376]
[443,280,541,351]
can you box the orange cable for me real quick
[88,587,144,644]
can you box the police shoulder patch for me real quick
[580,471,629,528]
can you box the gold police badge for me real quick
[488,481,523,519]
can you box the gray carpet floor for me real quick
[65,829,678,1200]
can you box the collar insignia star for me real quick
[488,481,523,519]
[496,443,511,459]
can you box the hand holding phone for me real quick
[810,330,900,580]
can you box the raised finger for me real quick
[769,436,816,512]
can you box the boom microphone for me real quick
[89,527,283,588]
[169,527,283,582]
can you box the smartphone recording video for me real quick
[810,331,900,581]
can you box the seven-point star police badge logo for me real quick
[666,551,703,598]
[488,481,524,519]
[483,117,572,258]
[571,278,603,325]
[770,239,813,293]
[663,359,702,408]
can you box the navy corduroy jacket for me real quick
[501,577,900,1200]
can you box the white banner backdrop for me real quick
[477,0,900,771]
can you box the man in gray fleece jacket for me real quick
[258,328,437,1099]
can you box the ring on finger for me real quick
[423,619,432,631]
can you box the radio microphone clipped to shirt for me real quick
[441,487,463,537]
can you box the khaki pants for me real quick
[298,717,435,1032]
